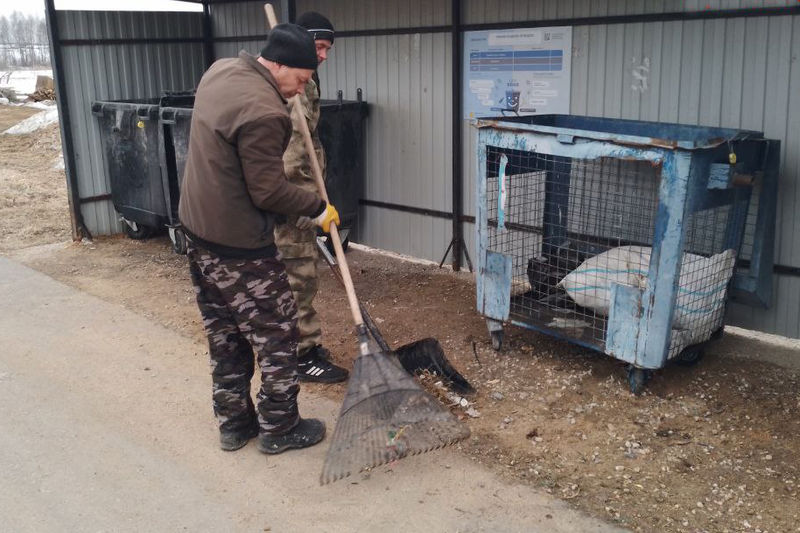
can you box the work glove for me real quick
[295,216,315,230]
[313,203,340,233]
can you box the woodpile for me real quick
[28,87,56,102]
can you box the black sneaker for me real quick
[219,420,259,451]
[297,346,349,383]
[256,418,326,454]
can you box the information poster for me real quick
[463,27,572,119]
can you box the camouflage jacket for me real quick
[283,76,326,192]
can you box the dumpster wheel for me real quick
[122,218,154,240]
[490,330,504,351]
[627,366,652,395]
[169,227,188,255]
[674,345,705,367]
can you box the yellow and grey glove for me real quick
[295,216,315,230]
[313,203,340,233]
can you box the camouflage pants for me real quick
[187,246,299,435]
[274,220,321,357]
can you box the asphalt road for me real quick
[0,256,623,533]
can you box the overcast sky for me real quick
[1,0,202,18]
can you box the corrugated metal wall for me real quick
[294,0,800,337]
[56,1,800,337]
[464,6,800,337]
[210,1,283,58]
[58,10,205,236]
[297,0,454,261]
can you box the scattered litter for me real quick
[490,391,504,401]
[465,407,481,418]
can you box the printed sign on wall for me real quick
[463,27,572,119]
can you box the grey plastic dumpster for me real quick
[158,89,369,255]
[158,92,195,254]
[317,90,369,251]
[91,98,166,239]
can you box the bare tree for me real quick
[0,11,50,68]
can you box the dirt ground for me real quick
[1,105,799,533]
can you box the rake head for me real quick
[320,350,470,485]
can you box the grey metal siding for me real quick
[210,0,282,58]
[296,0,454,261]
[457,7,800,337]
[296,0,451,30]
[57,10,205,236]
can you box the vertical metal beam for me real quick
[451,0,463,271]
[202,1,215,69]
[44,0,88,241]
[636,150,692,369]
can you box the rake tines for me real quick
[320,351,470,485]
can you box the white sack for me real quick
[558,245,736,330]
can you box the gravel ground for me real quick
[2,104,799,532]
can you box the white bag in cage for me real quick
[558,245,736,329]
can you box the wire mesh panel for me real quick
[484,146,661,351]
[483,145,742,358]
[668,205,737,358]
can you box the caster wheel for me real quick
[627,366,652,395]
[675,346,705,366]
[170,227,188,255]
[490,330,504,351]
[122,218,153,240]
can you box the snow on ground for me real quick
[2,107,59,134]
[0,69,53,97]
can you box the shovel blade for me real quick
[395,338,476,395]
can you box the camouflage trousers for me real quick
[187,246,299,435]
[274,220,321,357]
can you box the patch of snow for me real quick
[25,101,57,110]
[0,97,8,105]
[0,70,53,97]
[2,107,59,135]
[53,154,65,170]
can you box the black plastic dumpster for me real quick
[91,98,167,239]
[318,89,369,251]
[158,90,369,255]
[159,92,195,254]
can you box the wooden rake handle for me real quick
[263,4,365,329]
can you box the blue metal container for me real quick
[474,115,779,393]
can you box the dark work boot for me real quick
[256,418,326,455]
[219,420,259,452]
[297,345,349,383]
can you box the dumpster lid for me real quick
[473,114,764,150]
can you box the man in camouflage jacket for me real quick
[275,12,349,384]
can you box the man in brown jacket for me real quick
[178,23,340,454]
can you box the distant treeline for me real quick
[0,12,50,69]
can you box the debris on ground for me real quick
[2,103,800,533]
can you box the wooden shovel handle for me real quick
[263,4,364,328]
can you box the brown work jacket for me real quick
[178,51,324,257]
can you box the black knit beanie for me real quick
[260,23,318,70]
[296,11,335,44]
